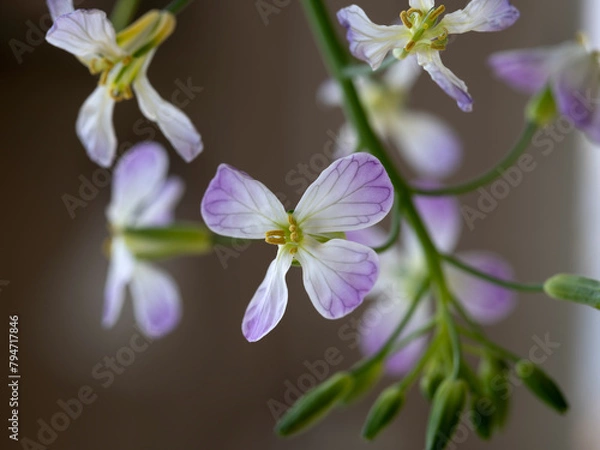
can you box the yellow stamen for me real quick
[428,5,446,22]
[400,11,413,28]
[265,230,286,246]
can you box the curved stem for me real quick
[442,253,545,292]
[164,0,194,14]
[412,122,539,196]
[373,194,402,254]
[389,319,437,354]
[457,325,520,363]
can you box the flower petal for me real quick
[242,249,293,342]
[134,53,203,163]
[47,0,74,21]
[442,0,519,34]
[332,123,359,159]
[107,142,169,227]
[76,86,117,167]
[409,0,435,11]
[201,164,288,239]
[446,251,516,324]
[337,5,410,70]
[389,111,462,179]
[295,153,394,234]
[345,226,389,249]
[46,9,123,62]
[417,50,473,112]
[136,176,184,227]
[130,263,182,338]
[383,55,422,92]
[103,237,135,329]
[296,238,379,319]
[317,79,343,107]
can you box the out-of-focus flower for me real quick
[319,56,462,179]
[45,0,203,167]
[349,190,515,374]
[337,0,520,111]
[104,142,184,338]
[490,37,600,143]
[201,153,394,342]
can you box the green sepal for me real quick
[425,379,469,450]
[544,274,600,309]
[526,86,557,126]
[362,386,405,441]
[515,360,568,414]
[275,372,353,437]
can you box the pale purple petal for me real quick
[581,107,600,144]
[242,250,293,342]
[296,237,379,319]
[107,142,169,227]
[134,52,203,163]
[383,55,422,92]
[409,0,435,10]
[337,5,410,70]
[390,111,462,179]
[201,164,288,239]
[295,153,394,234]
[317,79,343,107]
[103,237,135,329]
[443,0,519,34]
[130,263,182,338]
[446,251,516,324]
[345,226,389,249]
[417,51,473,112]
[46,9,123,62]
[136,176,184,227]
[76,86,117,168]
[332,124,359,159]
[47,0,74,21]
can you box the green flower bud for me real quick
[478,357,511,430]
[362,386,405,441]
[275,372,353,437]
[470,395,495,440]
[420,360,447,401]
[425,379,469,450]
[526,86,557,126]
[343,360,384,404]
[515,360,568,414]
[123,224,213,260]
[544,274,600,309]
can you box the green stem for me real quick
[457,325,520,363]
[442,253,545,292]
[412,122,539,196]
[164,0,194,14]
[396,335,443,391]
[342,56,397,78]
[389,319,437,354]
[373,193,402,254]
[110,0,141,32]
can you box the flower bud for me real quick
[343,360,383,404]
[362,386,405,440]
[515,360,568,414]
[275,372,353,436]
[420,359,447,401]
[425,378,469,450]
[478,357,511,430]
[544,274,600,309]
[526,86,557,126]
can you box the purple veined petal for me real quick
[408,0,435,10]
[107,142,169,227]
[383,54,422,92]
[242,249,293,342]
[442,0,519,34]
[346,226,389,249]
[130,262,182,338]
[337,5,410,70]
[76,86,117,168]
[317,79,343,107]
[134,52,203,163]
[389,111,462,179]
[295,153,394,234]
[552,49,600,128]
[47,0,74,21]
[136,176,184,227]
[46,9,123,63]
[103,237,135,329]
[296,237,379,319]
[446,251,516,324]
[417,50,474,112]
[201,164,288,239]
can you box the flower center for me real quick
[265,214,303,254]
[398,5,449,58]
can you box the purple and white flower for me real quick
[337,0,520,111]
[490,37,600,143]
[350,191,515,374]
[201,153,394,342]
[45,0,203,167]
[104,142,184,338]
[319,56,462,179]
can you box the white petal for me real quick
[46,9,123,63]
[107,142,169,227]
[317,79,343,107]
[442,0,519,34]
[136,176,184,227]
[383,55,422,91]
[103,237,135,329]
[295,153,394,234]
[47,0,74,21]
[296,237,379,319]
[409,0,435,11]
[76,86,117,167]
[337,5,410,70]
[242,250,293,342]
[417,50,473,112]
[130,263,182,338]
[332,123,360,159]
[201,164,289,239]
[134,54,203,162]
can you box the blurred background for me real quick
[1,0,598,448]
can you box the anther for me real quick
[404,41,416,53]
[400,11,413,28]
[428,5,446,22]
[265,230,286,246]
